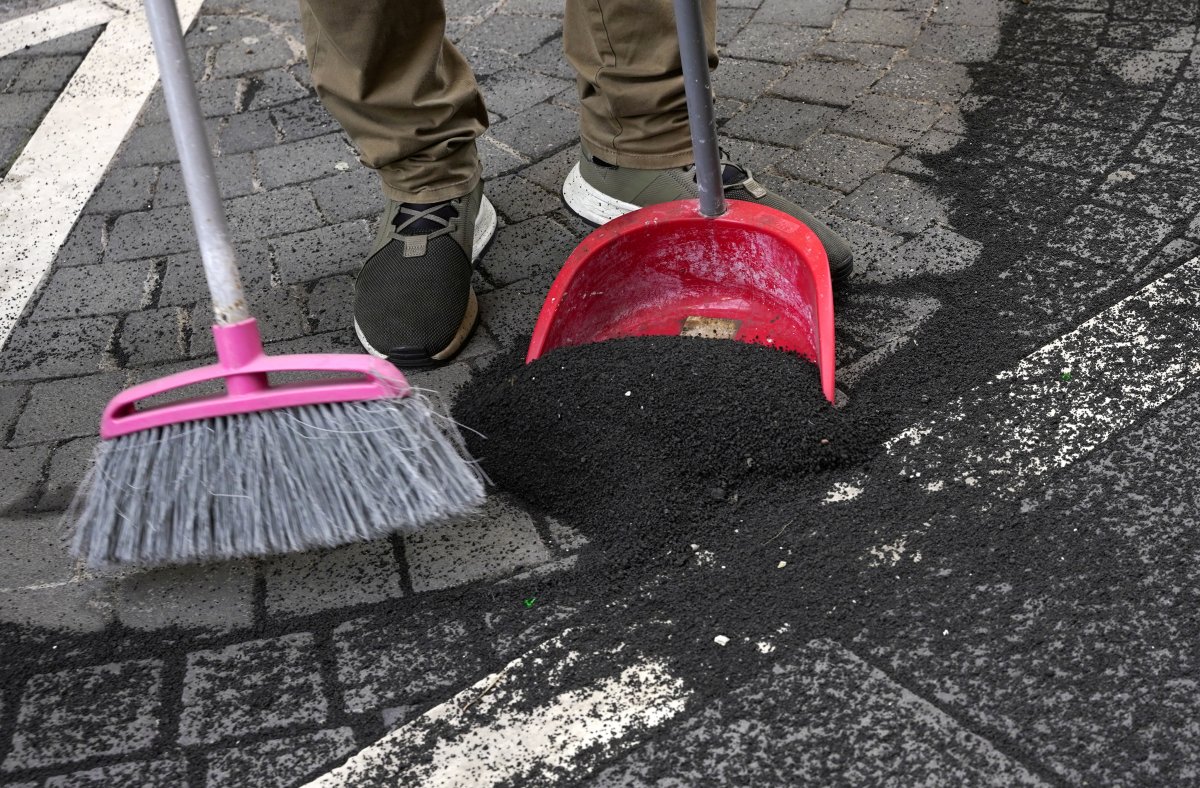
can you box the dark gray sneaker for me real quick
[354,182,497,369]
[562,142,854,281]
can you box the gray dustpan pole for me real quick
[144,0,249,325]
[673,0,726,218]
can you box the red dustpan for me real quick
[526,0,836,403]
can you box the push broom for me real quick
[69,0,485,568]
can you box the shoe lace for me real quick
[683,149,752,190]
[393,201,460,237]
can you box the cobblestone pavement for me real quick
[2,0,1200,784]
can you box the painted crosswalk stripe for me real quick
[829,256,1200,510]
[306,634,689,787]
[0,0,203,346]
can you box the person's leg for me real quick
[298,0,497,367]
[298,0,486,201]
[560,0,854,281]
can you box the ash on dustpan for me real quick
[454,336,883,540]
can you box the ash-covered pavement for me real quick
[2,0,1200,785]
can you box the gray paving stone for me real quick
[0,125,28,174]
[11,373,123,446]
[53,214,106,267]
[929,0,1004,26]
[1162,81,1200,122]
[273,97,341,143]
[487,174,562,223]
[2,660,163,771]
[518,145,575,193]
[715,6,755,45]
[1016,122,1126,175]
[158,241,273,306]
[479,276,552,347]
[722,23,824,64]
[0,512,74,588]
[1046,203,1175,270]
[480,216,576,285]
[1050,85,1161,132]
[306,274,354,332]
[0,316,116,381]
[84,166,155,215]
[755,0,844,26]
[141,78,241,125]
[774,178,842,214]
[823,215,906,280]
[256,134,357,190]
[0,579,111,633]
[458,14,560,56]
[0,383,27,439]
[866,223,982,282]
[778,132,897,192]
[1132,122,1200,168]
[211,36,295,79]
[1092,47,1186,88]
[309,167,382,224]
[6,26,101,56]
[334,611,488,713]
[593,639,1044,786]
[829,9,924,47]
[31,261,153,321]
[1101,21,1196,51]
[404,495,553,593]
[224,184,326,242]
[478,133,530,179]
[107,204,196,261]
[205,727,356,788]
[38,436,97,512]
[723,97,837,148]
[179,633,327,745]
[1095,162,1200,221]
[117,560,255,632]
[155,153,256,208]
[832,93,943,146]
[245,69,311,111]
[488,103,577,160]
[0,91,56,128]
[118,307,187,367]
[911,22,1001,63]
[712,59,789,103]
[43,757,187,787]
[263,539,404,618]
[186,14,274,45]
[835,173,946,234]
[772,60,882,107]
[1112,0,1195,20]
[874,57,972,101]
[521,37,574,81]
[120,120,217,168]
[271,219,370,283]
[406,361,474,403]
[810,40,901,68]
[481,68,572,118]
[189,287,308,357]
[219,108,278,155]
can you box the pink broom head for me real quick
[101,318,411,440]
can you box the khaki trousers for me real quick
[298,0,718,202]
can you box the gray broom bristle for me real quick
[68,394,486,569]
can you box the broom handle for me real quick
[673,0,725,218]
[144,0,249,325]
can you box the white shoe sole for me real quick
[561,163,639,225]
[354,195,497,361]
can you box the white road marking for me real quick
[838,257,1200,559]
[306,634,689,787]
[0,0,204,347]
[0,0,118,58]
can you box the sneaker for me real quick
[353,182,497,369]
[562,143,854,281]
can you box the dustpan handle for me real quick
[673,0,725,218]
[144,0,249,325]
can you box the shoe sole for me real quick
[561,163,639,226]
[354,195,497,365]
